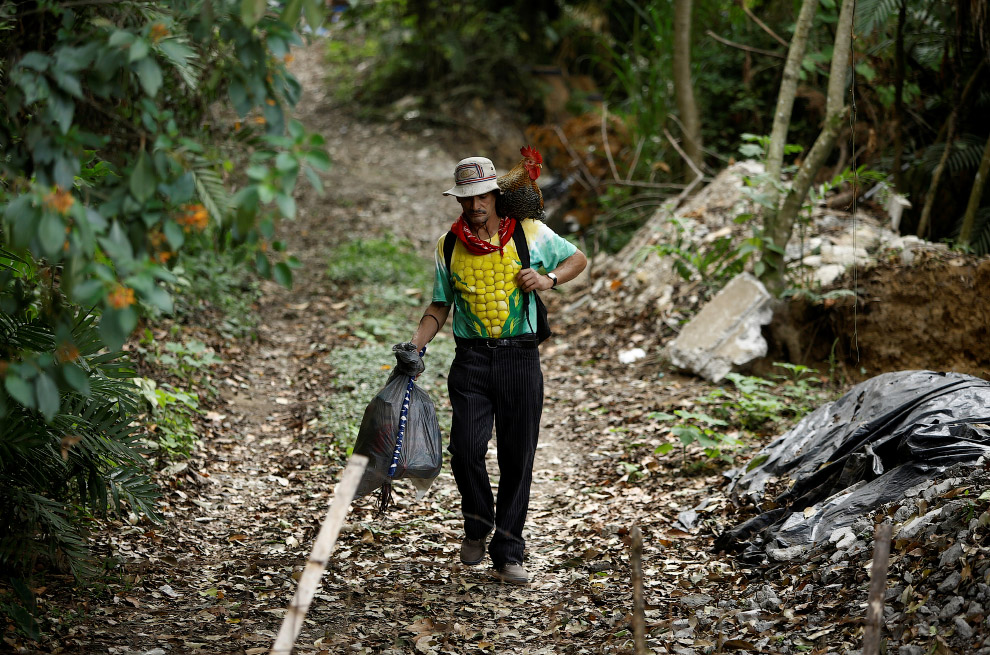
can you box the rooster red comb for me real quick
[520,145,543,164]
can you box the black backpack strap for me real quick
[511,224,530,270]
[443,230,456,274]
[511,224,537,335]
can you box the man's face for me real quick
[457,192,496,227]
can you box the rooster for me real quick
[496,146,545,221]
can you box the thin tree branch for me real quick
[551,125,598,191]
[741,1,789,48]
[705,30,785,59]
[664,128,705,202]
[627,136,645,182]
[601,103,620,182]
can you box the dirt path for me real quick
[31,37,682,655]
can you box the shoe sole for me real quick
[460,556,484,565]
[493,571,529,585]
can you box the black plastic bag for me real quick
[352,347,442,507]
[717,370,990,560]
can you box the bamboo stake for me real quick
[630,526,647,655]
[271,455,368,655]
[862,521,893,655]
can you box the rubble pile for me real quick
[649,462,990,654]
[559,161,929,375]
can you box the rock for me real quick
[954,616,975,639]
[898,646,925,655]
[668,273,773,382]
[815,264,846,286]
[678,594,714,609]
[618,347,646,364]
[750,585,780,611]
[767,544,808,561]
[897,507,943,540]
[938,571,962,593]
[736,609,761,624]
[940,542,964,568]
[940,596,966,620]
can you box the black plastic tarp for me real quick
[716,370,990,560]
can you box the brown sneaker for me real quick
[494,562,529,585]
[460,537,486,565]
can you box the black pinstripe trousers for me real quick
[447,345,544,567]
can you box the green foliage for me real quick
[651,364,832,465]
[651,409,740,464]
[169,241,263,339]
[589,1,674,178]
[136,335,222,396]
[646,215,761,298]
[133,377,201,460]
[0,307,159,583]
[0,1,328,363]
[326,235,431,290]
[340,0,552,115]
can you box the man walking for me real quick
[398,156,586,584]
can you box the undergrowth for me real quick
[319,235,453,465]
[650,363,834,467]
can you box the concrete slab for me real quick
[668,273,773,382]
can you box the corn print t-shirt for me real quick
[432,219,578,339]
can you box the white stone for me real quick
[815,264,847,286]
[618,347,647,364]
[668,273,773,382]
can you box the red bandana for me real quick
[451,215,517,257]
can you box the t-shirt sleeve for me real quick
[432,234,454,305]
[530,221,578,273]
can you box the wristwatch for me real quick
[546,272,558,288]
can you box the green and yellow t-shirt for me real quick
[432,219,577,339]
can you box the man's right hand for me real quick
[392,342,426,378]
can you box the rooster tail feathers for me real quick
[520,145,543,164]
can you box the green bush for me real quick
[0,307,159,582]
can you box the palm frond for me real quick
[189,154,233,225]
[918,134,988,175]
[855,0,904,35]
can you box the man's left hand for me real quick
[516,268,553,292]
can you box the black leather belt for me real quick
[455,335,539,349]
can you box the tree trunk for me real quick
[762,0,856,295]
[891,0,908,192]
[673,0,703,171]
[958,131,990,246]
[765,0,818,185]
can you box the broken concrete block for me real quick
[668,273,773,382]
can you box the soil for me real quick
[8,35,990,655]
[766,249,990,383]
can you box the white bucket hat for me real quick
[443,156,500,197]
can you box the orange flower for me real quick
[56,342,81,363]
[150,23,169,43]
[176,203,209,232]
[284,54,294,64]
[234,120,242,131]
[253,116,267,125]
[108,284,136,309]
[44,188,74,215]
[266,98,276,106]
[154,250,173,264]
